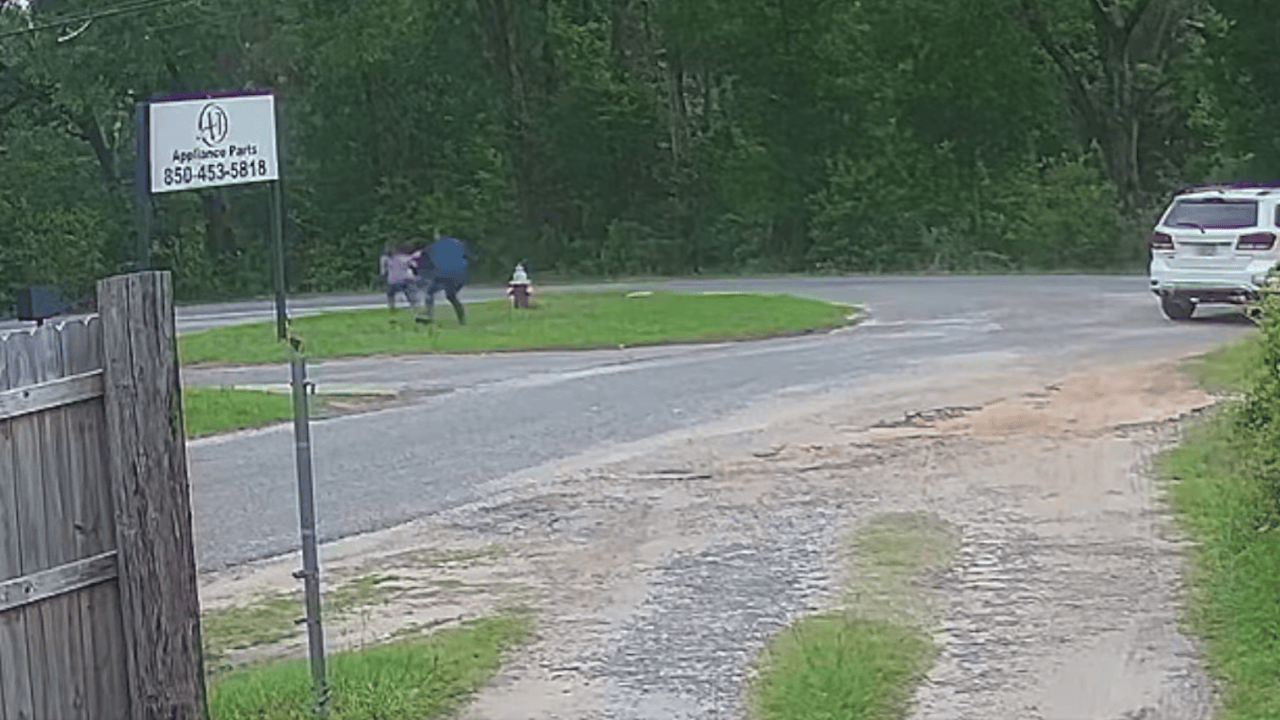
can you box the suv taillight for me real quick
[1148,232,1174,250]
[1237,232,1277,250]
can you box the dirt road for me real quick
[199,345,1223,719]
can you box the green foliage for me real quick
[992,158,1138,270]
[750,615,933,720]
[1233,288,1280,511]
[749,511,956,720]
[1166,291,1280,717]
[1163,412,1280,719]
[1180,334,1262,396]
[1017,0,1213,211]
[0,0,1264,302]
[203,574,401,672]
[1201,0,1280,181]
[178,291,854,364]
[207,614,533,719]
[202,592,302,668]
[0,123,123,308]
[807,153,1137,273]
[183,387,295,438]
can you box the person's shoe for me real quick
[415,316,433,325]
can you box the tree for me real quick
[1199,0,1280,179]
[1017,0,1201,211]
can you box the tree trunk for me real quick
[1017,0,1190,214]
[475,0,540,232]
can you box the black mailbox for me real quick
[16,285,69,324]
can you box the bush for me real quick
[1234,285,1280,511]
[990,158,1137,270]
[804,151,1139,274]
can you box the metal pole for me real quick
[269,173,327,715]
[133,102,152,271]
[290,352,329,717]
[270,179,288,342]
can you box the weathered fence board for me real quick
[100,272,207,720]
[0,552,118,613]
[0,333,32,720]
[1,273,202,720]
[25,326,83,719]
[8,329,57,720]
[62,316,126,719]
[40,326,89,720]
[2,318,124,720]
[0,372,104,423]
[58,321,93,719]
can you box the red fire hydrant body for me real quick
[507,263,533,308]
[508,283,530,308]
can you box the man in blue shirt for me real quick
[415,233,471,325]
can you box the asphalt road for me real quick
[182,275,1254,570]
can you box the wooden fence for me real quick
[0,272,206,720]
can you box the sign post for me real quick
[145,90,329,716]
[132,102,152,270]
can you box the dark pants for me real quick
[422,272,466,324]
[386,279,419,309]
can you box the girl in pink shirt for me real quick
[379,244,422,310]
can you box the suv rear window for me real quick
[1165,199,1259,229]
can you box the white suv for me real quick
[1149,184,1280,319]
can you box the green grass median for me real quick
[183,387,294,438]
[183,387,388,438]
[179,291,856,365]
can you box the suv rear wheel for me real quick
[1161,296,1196,320]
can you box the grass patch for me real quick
[208,613,532,720]
[183,387,390,438]
[184,387,295,438]
[845,511,962,629]
[202,592,301,669]
[203,574,403,672]
[748,512,959,720]
[1178,332,1261,395]
[750,615,933,720]
[325,574,399,616]
[1161,412,1280,718]
[179,291,855,364]
[1163,318,1280,718]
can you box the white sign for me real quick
[149,93,279,194]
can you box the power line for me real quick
[0,0,203,40]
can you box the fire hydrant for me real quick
[507,263,533,309]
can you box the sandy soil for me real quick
[199,353,1221,719]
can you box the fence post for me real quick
[98,272,208,720]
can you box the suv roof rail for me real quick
[1176,181,1280,195]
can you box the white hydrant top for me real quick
[510,264,529,284]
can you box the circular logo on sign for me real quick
[196,103,229,146]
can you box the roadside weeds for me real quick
[748,512,959,719]
[178,291,854,365]
[183,386,396,438]
[1159,329,1280,719]
[207,614,532,720]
